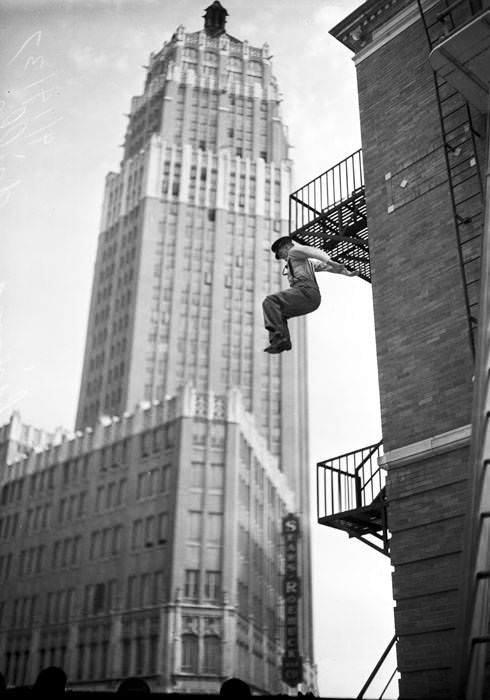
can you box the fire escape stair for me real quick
[417,0,487,357]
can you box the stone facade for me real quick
[0,388,300,693]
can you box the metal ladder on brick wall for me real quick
[455,131,490,698]
[417,0,485,357]
[416,1,490,696]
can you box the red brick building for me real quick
[327,1,489,697]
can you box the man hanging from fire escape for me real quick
[263,236,359,354]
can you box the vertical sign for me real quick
[281,513,303,687]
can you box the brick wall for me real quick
[387,446,468,697]
[355,14,476,699]
[358,20,474,452]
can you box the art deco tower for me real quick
[75,2,305,461]
[72,0,314,690]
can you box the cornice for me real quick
[330,0,414,53]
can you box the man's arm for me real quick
[290,242,332,265]
[315,259,359,277]
[291,243,359,276]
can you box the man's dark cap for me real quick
[271,236,292,259]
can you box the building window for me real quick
[144,516,155,546]
[190,462,204,488]
[184,569,199,599]
[93,583,105,614]
[207,513,223,543]
[202,635,220,674]
[181,634,198,673]
[158,513,168,543]
[188,511,202,541]
[140,432,150,457]
[204,571,221,601]
[160,465,171,492]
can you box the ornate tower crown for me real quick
[203,1,228,37]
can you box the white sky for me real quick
[0,1,396,696]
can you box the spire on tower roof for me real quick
[203,1,228,37]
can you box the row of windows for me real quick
[91,325,108,350]
[116,266,134,291]
[89,526,123,560]
[140,425,176,456]
[126,570,165,609]
[95,283,113,306]
[1,572,168,629]
[95,478,127,513]
[58,491,87,523]
[98,258,115,281]
[2,633,225,685]
[89,349,105,372]
[45,588,75,624]
[0,512,20,539]
[83,580,117,616]
[131,513,168,550]
[10,595,37,628]
[4,648,33,689]
[183,569,222,601]
[110,336,128,359]
[1,478,24,505]
[51,536,82,570]
[188,511,222,543]
[181,633,220,674]
[136,465,170,500]
[25,503,51,533]
[0,553,13,582]
[121,630,158,678]
[188,461,224,489]
[76,635,111,681]
[18,545,45,577]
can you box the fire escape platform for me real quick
[289,150,371,282]
[429,9,490,113]
[318,490,386,539]
[317,441,389,554]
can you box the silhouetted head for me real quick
[116,677,151,694]
[219,677,251,697]
[271,236,293,260]
[32,667,66,695]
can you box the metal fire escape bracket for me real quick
[289,150,371,283]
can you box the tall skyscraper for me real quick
[0,3,315,694]
[75,0,300,462]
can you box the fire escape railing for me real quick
[289,149,371,282]
[317,440,388,555]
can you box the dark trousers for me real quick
[262,285,321,345]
